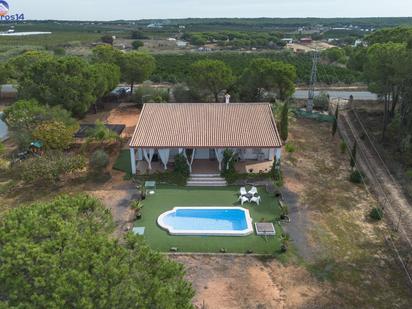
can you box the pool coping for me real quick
[157,206,254,236]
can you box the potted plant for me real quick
[140,186,146,200]
[130,200,144,220]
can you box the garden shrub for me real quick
[313,91,330,111]
[369,207,383,221]
[15,151,86,185]
[86,120,119,143]
[32,121,78,150]
[89,149,110,175]
[132,86,170,107]
[53,47,66,56]
[221,149,238,183]
[349,170,363,183]
[340,141,347,154]
[173,83,202,103]
[173,153,190,185]
[271,159,283,187]
[284,142,296,153]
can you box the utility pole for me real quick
[306,50,320,113]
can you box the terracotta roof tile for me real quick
[129,103,282,148]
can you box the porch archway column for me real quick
[275,148,282,161]
[215,148,225,171]
[158,148,170,170]
[143,148,155,170]
[130,148,136,175]
[181,148,196,173]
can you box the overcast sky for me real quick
[9,0,412,20]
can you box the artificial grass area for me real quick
[113,149,132,174]
[135,186,283,254]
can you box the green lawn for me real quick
[135,186,283,254]
[113,149,132,174]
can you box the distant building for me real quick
[0,84,17,100]
[176,40,188,48]
[300,37,313,44]
[147,23,163,28]
[281,38,293,44]
[197,47,212,52]
[354,39,365,47]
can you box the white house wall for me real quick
[243,148,270,160]
[195,148,210,159]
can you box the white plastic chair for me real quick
[250,196,261,205]
[239,196,249,205]
[248,186,258,196]
[240,187,247,196]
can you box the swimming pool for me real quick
[157,207,253,236]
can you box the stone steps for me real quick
[187,173,227,187]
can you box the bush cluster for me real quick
[370,207,384,221]
[173,153,190,185]
[15,152,86,185]
[221,149,238,183]
[349,170,363,183]
[89,149,110,176]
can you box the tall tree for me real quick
[4,99,76,131]
[91,45,123,66]
[90,63,121,112]
[132,40,144,50]
[0,194,194,308]
[239,58,296,101]
[332,105,339,137]
[0,63,8,84]
[189,59,234,102]
[121,52,156,93]
[18,56,98,115]
[364,42,406,139]
[279,101,289,141]
[6,51,52,80]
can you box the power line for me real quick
[337,114,412,287]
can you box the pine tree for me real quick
[280,101,289,141]
[350,141,357,170]
[332,105,339,137]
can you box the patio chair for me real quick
[239,195,249,206]
[250,196,261,205]
[248,186,258,196]
[240,187,247,196]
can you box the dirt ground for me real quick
[81,102,140,139]
[173,255,333,309]
[170,119,412,309]
[286,41,335,53]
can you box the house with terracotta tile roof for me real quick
[129,103,282,174]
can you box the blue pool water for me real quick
[163,208,247,231]
[163,208,248,231]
